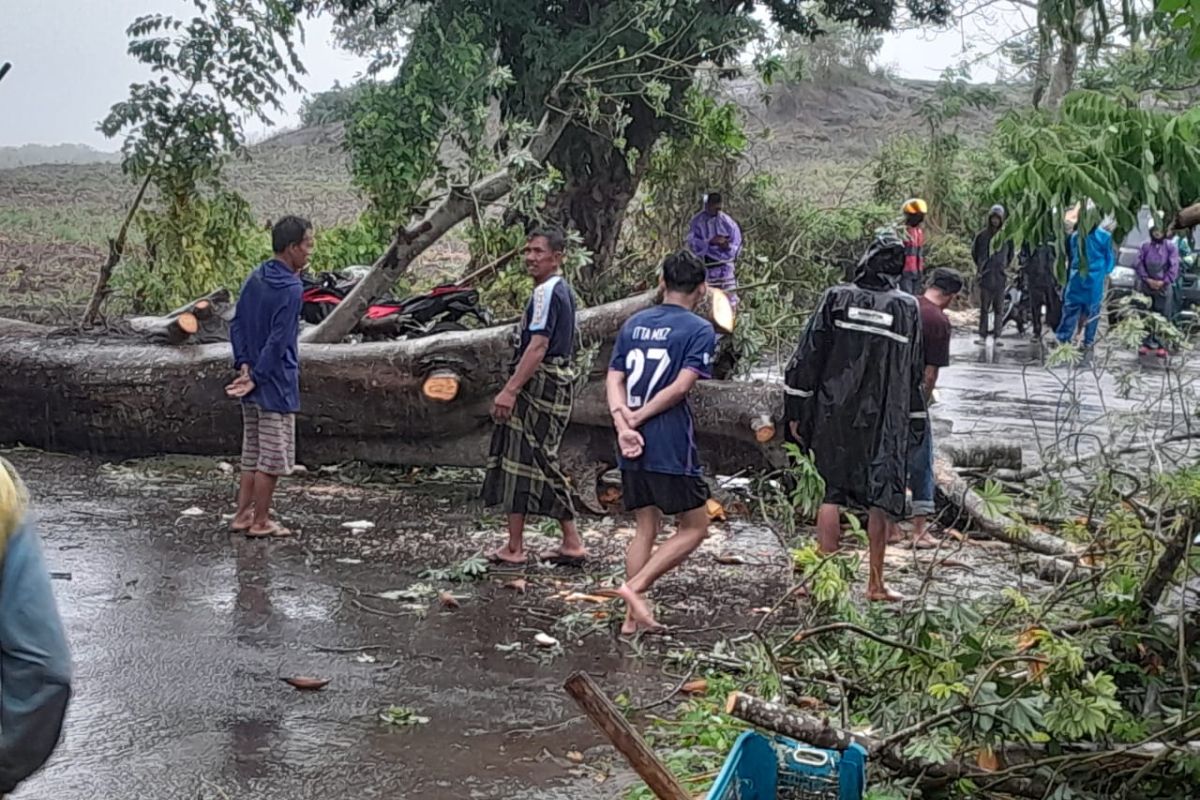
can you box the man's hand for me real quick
[617,429,644,459]
[788,421,805,447]
[491,388,517,423]
[610,405,635,430]
[1148,278,1164,292]
[225,375,255,398]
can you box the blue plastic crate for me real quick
[707,730,867,800]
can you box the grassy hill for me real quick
[0,73,1016,323]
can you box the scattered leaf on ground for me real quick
[715,553,745,565]
[680,679,708,694]
[534,632,559,648]
[438,591,461,609]
[379,705,430,726]
[336,557,364,565]
[566,750,584,763]
[495,642,522,653]
[355,653,377,664]
[283,676,330,691]
[503,578,528,593]
[180,506,204,517]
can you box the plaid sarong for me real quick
[481,358,576,520]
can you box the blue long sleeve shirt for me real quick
[229,259,304,414]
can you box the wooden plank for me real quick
[563,671,690,800]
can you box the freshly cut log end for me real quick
[710,287,736,334]
[752,414,775,443]
[191,299,213,321]
[176,312,199,336]
[422,371,460,402]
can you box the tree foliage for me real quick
[993,91,1200,265]
[320,0,951,287]
[99,0,306,312]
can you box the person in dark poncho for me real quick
[784,230,926,602]
[973,204,1014,339]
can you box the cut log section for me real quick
[127,311,199,345]
[945,442,1023,471]
[751,414,776,443]
[422,370,460,402]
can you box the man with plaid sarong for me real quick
[482,226,588,566]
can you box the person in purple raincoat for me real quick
[1134,225,1181,356]
[686,192,742,309]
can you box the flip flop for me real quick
[487,551,527,566]
[538,551,587,567]
[246,524,291,538]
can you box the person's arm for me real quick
[725,219,743,261]
[493,283,561,420]
[784,292,833,445]
[923,365,939,400]
[1134,243,1150,285]
[250,285,302,389]
[908,309,927,440]
[1164,242,1181,285]
[972,232,987,270]
[0,521,72,796]
[685,217,710,259]
[229,283,252,372]
[629,371,701,427]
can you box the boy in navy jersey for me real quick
[606,251,717,633]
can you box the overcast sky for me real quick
[0,0,1008,149]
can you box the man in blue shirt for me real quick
[227,216,313,538]
[1056,221,1116,351]
[483,226,587,566]
[606,251,717,633]
[0,459,72,797]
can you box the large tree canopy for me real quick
[316,0,952,290]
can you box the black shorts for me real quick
[622,471,710,516]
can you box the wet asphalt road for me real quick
[8,451,788,800]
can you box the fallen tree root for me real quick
[935,459,1078,557]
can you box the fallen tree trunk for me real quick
[0,292,784,498]
[724,692,1049,799]
[935,459,1079,557]
[125,289,233,345]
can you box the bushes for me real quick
[308,214,391,274]
[116,190,267,314]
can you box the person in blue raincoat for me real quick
[1055,222,1116,349]
[0,459,72,797]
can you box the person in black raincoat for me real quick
[784,230,926,602]
[973,204,1014,339]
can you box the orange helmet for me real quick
[902,198,928,215]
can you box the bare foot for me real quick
[230,511,254,532]
[867,587,905,603]
[615,584,665,631]
[488,545,526,565]
[620,615,639,636]
[247,522,291,538]
[909,534,939,550]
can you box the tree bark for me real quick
[0,293,784,489]
[564,672,690,800]
[1137,508,1197,617]
[934,459,1079,557]
[542,102,659,292]
[1042,6,1088,112]
[303,110,570,344]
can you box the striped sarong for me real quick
[481,358,576,520]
